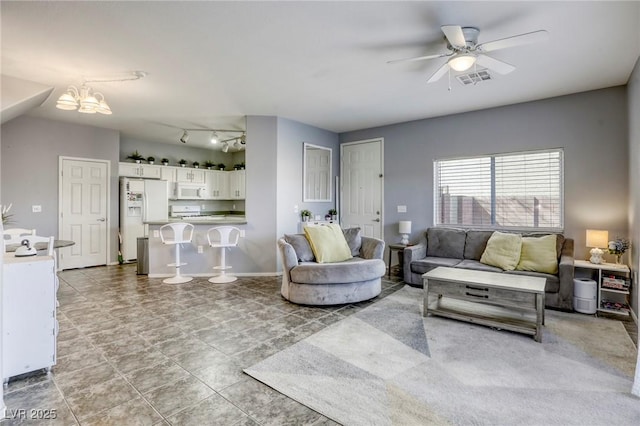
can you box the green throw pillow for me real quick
[304,224,353,263]
[480,231,522,271]
[516,234,558,274]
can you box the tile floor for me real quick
[2,265,636,425]
[2,264,404,425]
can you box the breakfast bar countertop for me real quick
[144,216,247,225]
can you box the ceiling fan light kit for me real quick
[389,25,548,85]
[448,53,477,72]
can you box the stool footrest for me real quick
[213,266,232,271]
[167,262,187,267]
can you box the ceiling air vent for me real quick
[456,69,492,86]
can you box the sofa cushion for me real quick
[480,231,522,271]
[342,227,362,257]
[304,224,352,263]
[464,230,494,260]
[427,228,466,259]
[455,259,503,273]
[505,270,560,293]
[411,257,462,275]
[284,234,315,262]
[516,234,558,274]
[291,258,385,284]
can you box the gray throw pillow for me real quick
[284,234,315,262]
[342,227,362,256]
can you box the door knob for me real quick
[373,218,380,222]
[97,218,106,222]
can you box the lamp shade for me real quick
[399,221,412,234]
[586,229,608,248]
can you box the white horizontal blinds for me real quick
[434,149,563,230]
[434,157,492,226]
[494,150,562,229]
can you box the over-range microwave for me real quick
[173,183,207,200]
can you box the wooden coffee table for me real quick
[423,267,546,342]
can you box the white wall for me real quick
[628,56,640,317]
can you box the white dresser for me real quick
[2,254,57,383]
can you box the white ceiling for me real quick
[2,1,639,149]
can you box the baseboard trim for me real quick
[148,272,282,278]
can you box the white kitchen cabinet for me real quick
[119,162,162,179]
[205,170,229,199]
[161,166,176,183]
[2,254,57,382]
[176,167,205,184]
[228,170,246,199]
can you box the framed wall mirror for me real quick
[303,143,332,202]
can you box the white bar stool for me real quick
[207,226,240,283]
[160,222,194,284]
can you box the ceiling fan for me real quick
[388,25,548,83]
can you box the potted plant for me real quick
[234,162,246,170]
[329,208,338,220]
[179,159,187,167]
[147,156,155,165]
[127,150,144,163]
[204,160,215,170]
[193,161,200,168]
[217,163,226,171]
[161,158,169,166]
[301,209,312,222]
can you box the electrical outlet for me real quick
[397,205,407,213]
[294,205,299,213]
[240,229,245,238]
[32,205,42,213]
[201,204,206,210]
[153,230,159,238]
[233,204,236,210]
[197,245,203,254]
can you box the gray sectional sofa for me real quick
[403,228,575,311]
[277,230,386,305]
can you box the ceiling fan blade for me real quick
[441,25,467,48]
[477,30,548,52]
[387,52,450,64]
[427,62,450,83]
[475,54,515,74]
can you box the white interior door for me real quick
[59,158,109,269]
[341,139,384,238]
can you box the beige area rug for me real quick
[245,286,640,425]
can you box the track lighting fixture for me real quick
[175,128,245,150]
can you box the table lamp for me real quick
[586,229,608,264]
[399,221,411,245]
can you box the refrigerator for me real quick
[120,177,168,261]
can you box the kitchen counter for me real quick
[145,216,247,225]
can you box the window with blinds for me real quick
[434,149,563,231]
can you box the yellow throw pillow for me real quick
[304,224,353,263]
[516,234,558,274]
[480,231,522,271]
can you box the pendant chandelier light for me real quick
[56,71,146,115]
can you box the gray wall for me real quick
[1,115,120,262]
[276,117,340,238]
[120,137,243,169]
[340,87,629,263]
[628,56,640,318]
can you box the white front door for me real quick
[341,139,384,239]
[59,157,109,269]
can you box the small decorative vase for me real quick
[135,160,141,164]
[162,162,168,166]
[616,254,623,265]
[148,161,154,165]
[180,164,186,167]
